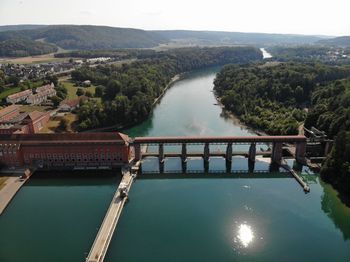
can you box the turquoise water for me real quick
[1,67,350,261]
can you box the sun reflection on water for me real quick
[234,223,254,248]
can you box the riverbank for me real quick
[0,173,28,215]
[82,74,182,133]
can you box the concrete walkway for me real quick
[0,175,27,215]
[86,167,135,262]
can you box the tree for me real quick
[51,95,62,107]
[105,80,121,99]
[95,85,104,97]
[76,88,85,96]
[58,118,68,131]
[85,90,93,97]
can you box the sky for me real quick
[0,0,349,36]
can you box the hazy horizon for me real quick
[0,0,349,36]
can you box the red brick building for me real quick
[0,111,50,134]
[0,133,131,169]
[0,105,20,122]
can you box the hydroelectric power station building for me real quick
[0,133,132,169]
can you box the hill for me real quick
[0,25,167,50]
[0,25,48,32]
[319,36,350,47]
[152,30,325,46]
[0,38,58,57]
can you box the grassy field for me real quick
[0,52,68,65]
[0,87,22,100]
[0,177,8,190]
[40,113,78,133]
[61,80,96,99]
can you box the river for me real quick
[260,48,272,59]
[1,67,350,262]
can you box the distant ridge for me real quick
[318,36,350,47]
[0,24,48,32]
[0,24,338,57]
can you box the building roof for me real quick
[0,132,130,145]
[0,105,19,118]
[25,111,47,122]
[7,89,32,100]
[60,98,80,108]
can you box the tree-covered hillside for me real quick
[214,62,350,199]
[319,36,350,47]
[0,38,58,57]
[0,25,167,50]
[214,62,350,135]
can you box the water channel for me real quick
[1,67,350,262]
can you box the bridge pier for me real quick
[225,143,233,163]
[271,142,283,164]
[248,143,256,162]
[295,141,306,164]
[248,159,255,173]
[159,143,164,163]
[181,143,187,163]
[204,143,210,163]
[226,160,232,173]
[134,144,141,161]
[159,161,164,173]
[182,161,187,173]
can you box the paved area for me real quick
[86,168,135,262]
[0,175,27,215]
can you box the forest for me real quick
[214,62,350,134]
[267,46,350,64]
[214,62,350,198]
[71,46,262,130]
[0,38,58,57]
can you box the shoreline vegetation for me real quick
[71,46,263,131]
[214,61,350,204]
[81,73,182,133]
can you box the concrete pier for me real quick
[281,160,310,193]
[0,168,33,215]
[271,142,283,164]
[225,143,232,162]
[181,143,187,163]
[204,143,210,162]
[248,143,256,162]
[86,166,135,262]
[159,143,164,163]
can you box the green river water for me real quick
[1,67,350,262]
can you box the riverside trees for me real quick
[71,46,263,130]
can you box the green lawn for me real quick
[0,87,22,100]
[61,80,96,99]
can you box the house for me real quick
[6,89,32,104]
[59,98,81,112]
[35,83,55,93]
[26,88,57,105]
[82,80,91,87]
[26,84,56,105]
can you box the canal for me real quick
[1,67,350,261]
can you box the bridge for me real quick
[133,135,307,166]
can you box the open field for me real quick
[0,87,22,100]
[0,53,69,65]
[61,80,96,99]
[40,113,78,133]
